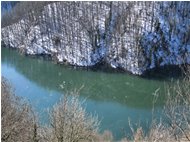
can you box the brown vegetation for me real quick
[42,90,100,142]
[1,77,38,142]
[123,66,190,142]
[1,79,100,142]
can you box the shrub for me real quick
[1,77,38,142]
[127,66,190,142]
[42,90,100,142]
[163,66,190,141]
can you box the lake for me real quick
[1,47,176,140]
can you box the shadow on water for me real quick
[142,65,185,81]
[57,55,185,82]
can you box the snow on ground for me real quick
[1,2,190,75]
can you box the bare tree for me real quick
[42,90,100,142]
[1,77,39,142]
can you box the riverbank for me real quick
[2,46,186,81]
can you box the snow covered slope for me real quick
[1,2,190,75]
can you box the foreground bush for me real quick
[41,90,100,142]
[1,77,38,142]
[125,66,190,142]
[1,79,100,142]
[163,67,190,141]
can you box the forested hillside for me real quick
[1,2,190,75]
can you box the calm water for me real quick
[2,47,174,139]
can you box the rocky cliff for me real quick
[1,2,190,75]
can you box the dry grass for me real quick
[122,66,190,142]
[162,66,190,141]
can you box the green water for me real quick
[1,47,175,140]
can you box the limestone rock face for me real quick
[2,2,190,75]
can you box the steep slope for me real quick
[1,2,190,75]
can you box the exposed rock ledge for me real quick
[1,2,190,75]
